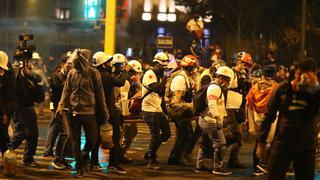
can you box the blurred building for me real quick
[0,0,214,64]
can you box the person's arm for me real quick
[207,84,221,120]
[57,71,72,113]
[170,75,186,104]
[101,71,128,87]
[94,71,109,123]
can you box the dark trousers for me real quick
[224,109,242,161]
[12,107,38,163]
[0,114,11,155]
[120,123,138,157]
[44,112,70,160]
[142,111,171,160]
[168,119,193,162]
[185,121,202,154]
[109,116,122,166]
[267,142,315,180]
[70,114,97,170]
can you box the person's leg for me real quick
[158,112,171,144]
[81,115,98,167]
[0,115,11,155]
[54,112,71,161]
[167,121,183,163]
[267,143,292,180]
[120,123,138,159]
[143,112,161,160]
[196,117,212,169]
[253,139,260,170]
[69,115,84,170]
[293,149,315,180]
[185,119,202,155]
[44,114,61,156]
[109,116,122,166]
[11,109,25,150]
[90,126,101,166]
[225,109,243,168]
[212,129,227,169]
[23,108,39,163]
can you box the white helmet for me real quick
[153,52,169,67]
[92,51,113,66]
[128,60,142,73]
[0,51,9,70]
[112,53,127,64]
[32,52,40,59]
[216,66,234,79]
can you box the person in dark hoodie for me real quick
[57,49,109,178]
[256,58,320,180]
[90,52,129,174]
[0,51,19,157]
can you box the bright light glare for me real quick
[167,13,176,22]
[157,13,167,22]
[142,12,152,21]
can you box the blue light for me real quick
[85,0,99,20]
[157,27,165,34]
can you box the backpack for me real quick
[164,68,187,103]
[193,82,222,115]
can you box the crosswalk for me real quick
[7,122,176,174]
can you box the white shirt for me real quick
[201,83,226,125]
[170,71,191,93]
[142,70,162,112]
[226,70,243,109]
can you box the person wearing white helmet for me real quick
[142,51,171,170]
[195,66,233,176]
[118,60,143,163]
[90,51,129,174]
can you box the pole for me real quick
[104,0,117,54]
[300,0,306,61]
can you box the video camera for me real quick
[14,34,36,66]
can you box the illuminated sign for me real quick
[84,0,99,20]
[156,36,173,49]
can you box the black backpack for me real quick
[193,82,222,115]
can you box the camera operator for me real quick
[11,57,44,167]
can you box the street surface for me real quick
[0,108,318,179]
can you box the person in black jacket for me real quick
[90,52,129,174]
[0,51,19,157]
[256,58,320,180]
[58,49,109,178]
[44,53,73,170]
[11,58,43,167]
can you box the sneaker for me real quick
[194,166,213,173]
[52,160,66,170]
[256,163,268,174]
[252,168,265,176]
[212,167,232,176]
[147,160,161,170]
[75,168,87,178]
[108,165,127,174]
[23,160,40,168]
[91,163,103,171]
[227,160,245,169]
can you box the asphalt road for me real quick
[0,107,316,179]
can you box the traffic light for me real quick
[84,0,100,20]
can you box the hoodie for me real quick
[60,49,109,122]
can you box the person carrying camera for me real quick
[11,56,44,167]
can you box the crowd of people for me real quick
[0,47,319,179]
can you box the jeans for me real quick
[44,112,70,160]
[196,117,226,169]
[142,111,171,160]
[70,114,97,170]
[185,120,202,154]
[267,142,315,180]
[12,107,38,163]
[168,119,193,162]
